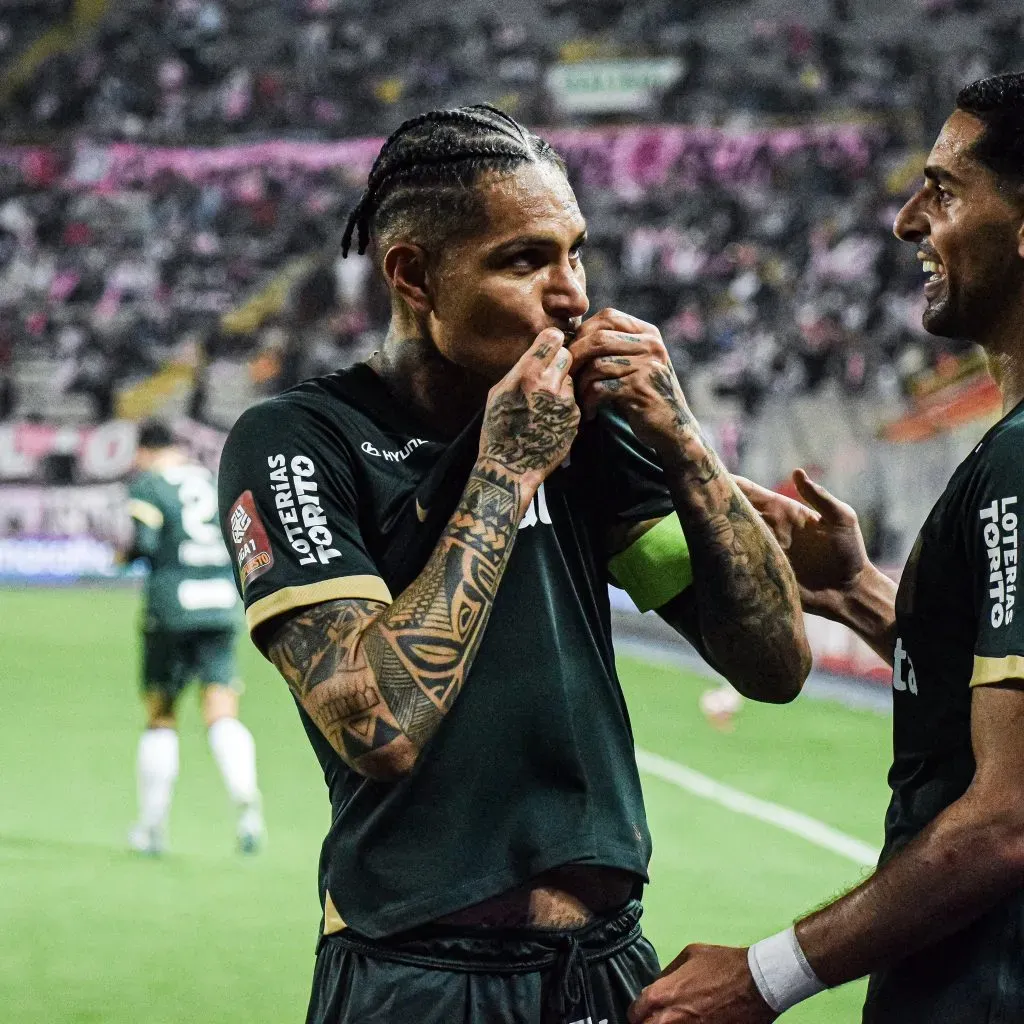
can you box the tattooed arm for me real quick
[572,310,810,702]
[265,459,525,779]
[264,330,579,779]
[655,429,810,702]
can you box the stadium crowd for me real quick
[1,0,1022,425]
[4,0,1019,140]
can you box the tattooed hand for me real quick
[569,309,706,468]
[479,328,580,508]
[574,310,810,702]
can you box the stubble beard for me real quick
[921,278,981,343]
[923,262,1023,345]
[921,293,958,338]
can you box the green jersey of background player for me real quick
[218,105,811,1024]
[631,71,1024,1024]
[126,419,264,856]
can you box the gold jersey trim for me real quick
[245,575,393,633]
[970,653,1024,687]
[323,890,347,934]
[128,499,164,530]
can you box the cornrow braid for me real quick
[341,104,565,258]
[343,140,526,257]
[355,107,523,212]
[364,108,513,190]
[473,103,532,146]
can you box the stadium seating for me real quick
[0,0,1021,562]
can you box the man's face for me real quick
[425,163,589,382]
[894,110,1024,341]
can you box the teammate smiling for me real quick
[630,71,1024,1024]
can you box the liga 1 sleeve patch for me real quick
[229,490,274,594]
[608,512,693,612]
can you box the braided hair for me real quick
[341,104,566,260]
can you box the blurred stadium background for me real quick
[1,0,1020,1020]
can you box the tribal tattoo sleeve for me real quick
[265,459,524,778]
[647,364,811,701]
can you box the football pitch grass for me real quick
[1,587,892,1023]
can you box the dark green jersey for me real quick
[128,463,239,633]
[218,363,691,939]
[864,401,1024,1023]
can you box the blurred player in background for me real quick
[630,71,1024,1024]
[218,105,809,1024]
[126,419,264,855]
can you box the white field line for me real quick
[635,747,880,867]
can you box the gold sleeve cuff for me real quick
[245,575,393,633]
[128,499,164,530]
[970,654,1024,687]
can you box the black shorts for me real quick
[141,629,239,700]
[307,900,659,1024]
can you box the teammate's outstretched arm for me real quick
[628,679,1024,1024]
[263,331,579,780]
[737,470,899,666]
[571,309,810,702]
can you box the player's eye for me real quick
[508,249,544,270]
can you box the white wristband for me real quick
[747,926,826,1014]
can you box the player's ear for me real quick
[383,243,434,317]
